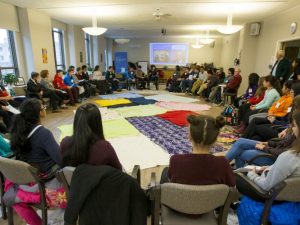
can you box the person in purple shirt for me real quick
[233,73,260,108]
[60,103,122,169]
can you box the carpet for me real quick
[157,110,199,126]
[145,94,199,103]
[73,108,123,121]
[111,105,168,118]
[110,135,170,171]
[94,98,132,107]
[156,101,211,111]
[127,116,192,155]
[99,92,143,100]
[58,118,140,141]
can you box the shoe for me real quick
[60,104,68,109]
[232,123,242,129]
[52,109,62,113]
[234,124,246,134]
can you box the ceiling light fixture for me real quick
[114,39,130,44]
[82,15,107,36]
[199,30,215,45]
[192,38,204,49]
[217,13,243,35]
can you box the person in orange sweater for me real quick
[53,70,79,106]
[243,80,294,138]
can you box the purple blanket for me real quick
[127,116,192,155]
[127,116,228,155]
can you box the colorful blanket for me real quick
[156,101,211,111]
[157,110,199,126]
[145,94,199,103]
[99,92,143,100]
[127,116,192,155]
[127,97,157,105]
[112,105,168,118]
[73,108,123,121]
[94,98,132,107]
[58,118,140,141]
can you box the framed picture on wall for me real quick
[42,48,48,63]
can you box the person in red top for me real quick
[60,103,122,170]
[225,67,242,93]
[53,70,78,106]
[161,114,235,187]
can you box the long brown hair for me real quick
[292,110,300,154]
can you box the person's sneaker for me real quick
[52,109,62,113]
[60,104,68,109]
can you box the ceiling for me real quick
[2,0,300,38]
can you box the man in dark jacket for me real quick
[271,50,291,83]
[64,165,147,225]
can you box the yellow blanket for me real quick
[94,98,132,107]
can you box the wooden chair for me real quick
[149,173,239,225]
[235,172,300,225]
[0,157,54,225]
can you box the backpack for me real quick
[221,105,238,126]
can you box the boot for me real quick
[234,123,246,134]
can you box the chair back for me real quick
[12,86,26,96]
[161,183,230,215]
[0,157,38,184]
[276,176,300,201]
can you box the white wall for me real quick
[67,25,86,68]
[219,32,240,71]
[254,5,300,76]
[113,37,223,68]
[0,2,19,32]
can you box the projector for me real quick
[161,28,166,36]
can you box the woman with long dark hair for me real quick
[6,98,62,225]
[289,58,300,81]
[60,103,122,169]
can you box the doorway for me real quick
[282,39,300,62]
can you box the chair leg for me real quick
[42,207,47,225]
[7,206,14,225]
[1,202,7,220]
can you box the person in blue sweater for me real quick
[63,68,80,103]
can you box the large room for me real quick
[0,0,300,224]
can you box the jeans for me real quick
[225,138,275,168]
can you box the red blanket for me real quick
[156,110,199,126]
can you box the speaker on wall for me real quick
[250,23,261,36]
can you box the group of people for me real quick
[1,51,300,224]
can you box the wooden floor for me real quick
[0,87,224,225]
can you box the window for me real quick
[52,28,66,71]
[85,33,91,67]
[0,29,19,77]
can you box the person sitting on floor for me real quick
[160,114,235,187]
[234,75,281,134]
[4,98,64,225]
[53,70,79,106]
[60,103,122,169]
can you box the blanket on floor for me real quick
[110,135,170,171]
[58,118,140,141]
[145,94,199,103]
[94,98,132,107]
[156,101,211,111]
[99,92,143,100]
[112,105,168,118]
[156,110,199,126]
[126,97,157,105]
[127,116,192,155]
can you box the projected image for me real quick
[150,43,188,65]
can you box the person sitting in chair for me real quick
[106,66,119,91]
